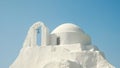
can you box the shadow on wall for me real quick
[43,60,82,68]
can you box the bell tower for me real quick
[23,21,49,47]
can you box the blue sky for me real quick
[0,0,120,68]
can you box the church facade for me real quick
[10,22,115,68]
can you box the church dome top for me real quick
[51,23,84,34]
[51,23,91,45]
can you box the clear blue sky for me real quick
[0,0,119,68]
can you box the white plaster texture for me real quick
[10,22,115,68]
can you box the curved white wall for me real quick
[50,32,91,45]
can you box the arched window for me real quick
[57,37,60,45]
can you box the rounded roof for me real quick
[51,23,84,34]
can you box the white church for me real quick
[10,22,115,68]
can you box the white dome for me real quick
[51,23,84,34]
[50,23,91,45]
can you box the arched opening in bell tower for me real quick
[36,27,41,46]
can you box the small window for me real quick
[57,37,60,45]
